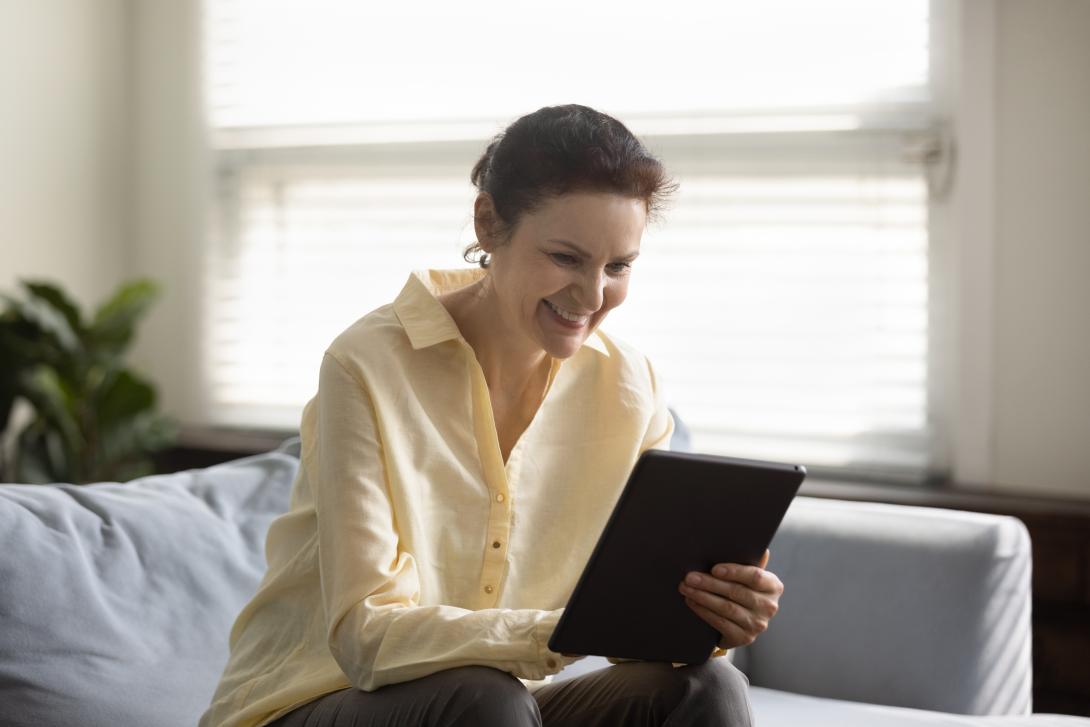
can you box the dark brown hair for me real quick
[464,104,679,267]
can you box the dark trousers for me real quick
[267,658,753,727]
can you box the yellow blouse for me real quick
[201,268,689,727]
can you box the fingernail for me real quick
[686,573,701,586]
[714,565,728,577]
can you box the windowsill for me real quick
[174,424,297,455]
[801,476,1090,520]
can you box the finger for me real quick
[679,581,764,630]
[681,573,760,611]
[675,575,780,623]
[710,563,783,594]
[684,597,757,648]
[711,551,770,578]
[684,597,754,640]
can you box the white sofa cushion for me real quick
[751,687,1087,726]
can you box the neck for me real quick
[439,277,551,400]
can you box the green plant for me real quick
[0,279,177,484]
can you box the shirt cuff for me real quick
[531,609,580,675]
[670,645,731,668]
[606,655,643,666]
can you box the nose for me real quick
[573,267,606,312]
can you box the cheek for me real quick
[604,279,630,310]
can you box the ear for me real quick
[473,192,499,252]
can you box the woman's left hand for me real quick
[677,549,783,650]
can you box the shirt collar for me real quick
[392,268,610,356]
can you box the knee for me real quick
[697,658,749,693]
[439,666,540,727]
[690,657,750,694]
[600,661,689,720]
[675,658,753,724]
[613,658,749,704]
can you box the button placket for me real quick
[463,342,527,609]
[490,457,523,606]
[479,474,511,609]
[480,485,510,605]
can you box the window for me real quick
[203,0,941,480]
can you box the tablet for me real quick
[548,449,805,665]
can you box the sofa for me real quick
[1,442,1087,727]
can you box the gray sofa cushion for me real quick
[742,498,1034,715]
[0,452,298,727]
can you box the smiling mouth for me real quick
[543,299,591,326]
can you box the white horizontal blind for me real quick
[207,149,479,425]
[607,135,929,475]
[203,0,935,478]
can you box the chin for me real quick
[541,335,584,360]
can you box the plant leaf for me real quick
[89,279,160,357]
[17,365,83,457]
[1,313,53,370]
[1,290,79,356]
[95,369,156,427]
[3,277,174,484]
[23,281,84,338]
[14,422,68,484]
[0,320,25,430]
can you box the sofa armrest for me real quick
[739,496,1032,716]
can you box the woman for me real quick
[200,104,783,727]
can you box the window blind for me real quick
[202,0,937,478]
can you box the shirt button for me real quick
[484,585,494,594]
[492,540,502,549]
[495,492,505,502]
[546,657,558,669]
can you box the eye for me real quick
[606,261,632,275]
[549,253,579,266]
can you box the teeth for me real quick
[544,299,588,324]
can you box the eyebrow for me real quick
[547,238,640,262]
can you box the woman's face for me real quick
[478,190,647,360]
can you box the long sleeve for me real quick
[639,356,675,454]
[313,352,573,691]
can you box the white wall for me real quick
[128,0,210,426]
[988,0,1090,499]
[0,0,130,311]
